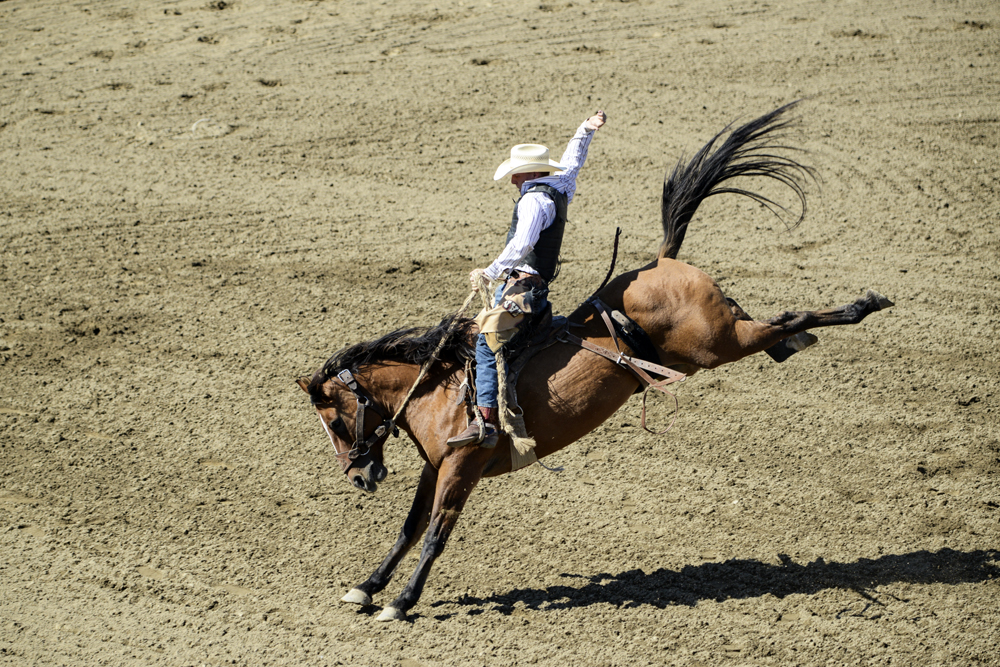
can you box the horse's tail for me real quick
[658,101,817,260]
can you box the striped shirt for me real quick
[484,121,598,281]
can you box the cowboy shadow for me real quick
[432,548,999,617]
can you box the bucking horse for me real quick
[296,102,893,621]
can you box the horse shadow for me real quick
[431,548,999,617]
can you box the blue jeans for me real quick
[474,284,506,408]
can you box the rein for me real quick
[390,287,482,424]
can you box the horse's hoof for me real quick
[867,290,894,310]
[341,588,372,606]
[786,331,819,352]
[376,606,406,622]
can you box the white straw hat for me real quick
[493,144,565,181]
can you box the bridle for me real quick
[321,369,398,474]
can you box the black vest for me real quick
[505,183,568,283]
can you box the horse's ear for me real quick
[296,376,311,393]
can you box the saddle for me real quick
[474,272,549,352]
[472,296,685,436]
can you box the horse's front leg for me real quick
[377,450,487,621]
[342,462,438,606]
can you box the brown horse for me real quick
[296,103,893,621]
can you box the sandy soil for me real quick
[2,0,999,665]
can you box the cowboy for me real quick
[447,110,608,448]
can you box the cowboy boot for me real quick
[446,406,499,449]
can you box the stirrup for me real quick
[474,405,499,449]
[479,424,498,449]
[446,421,482,448]
[446,421,499,449]
[446,410,499,449]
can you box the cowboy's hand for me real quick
[469,268,486,292]
[584,110,607,132]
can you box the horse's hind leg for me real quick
[731,290,893,359]
[342,462,438,606]
[727,297,818,362]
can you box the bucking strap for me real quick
[558,298,685,435]
[607,308,661,380]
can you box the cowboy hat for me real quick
[493,144,565,181]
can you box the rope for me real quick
[392,271,536,467]
[390,273,493,424]
[489,275,537,457]
[497,348,537,457]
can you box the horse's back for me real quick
[507,257,737,456]
[607,258,738,370]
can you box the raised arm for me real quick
[555,110,607,194]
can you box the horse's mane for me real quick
[315,315,477,383]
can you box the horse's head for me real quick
[296,370,393,494]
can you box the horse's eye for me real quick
[330,417,343,430]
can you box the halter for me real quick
[328,369,398,474]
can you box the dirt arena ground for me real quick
[2,0,998,665]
